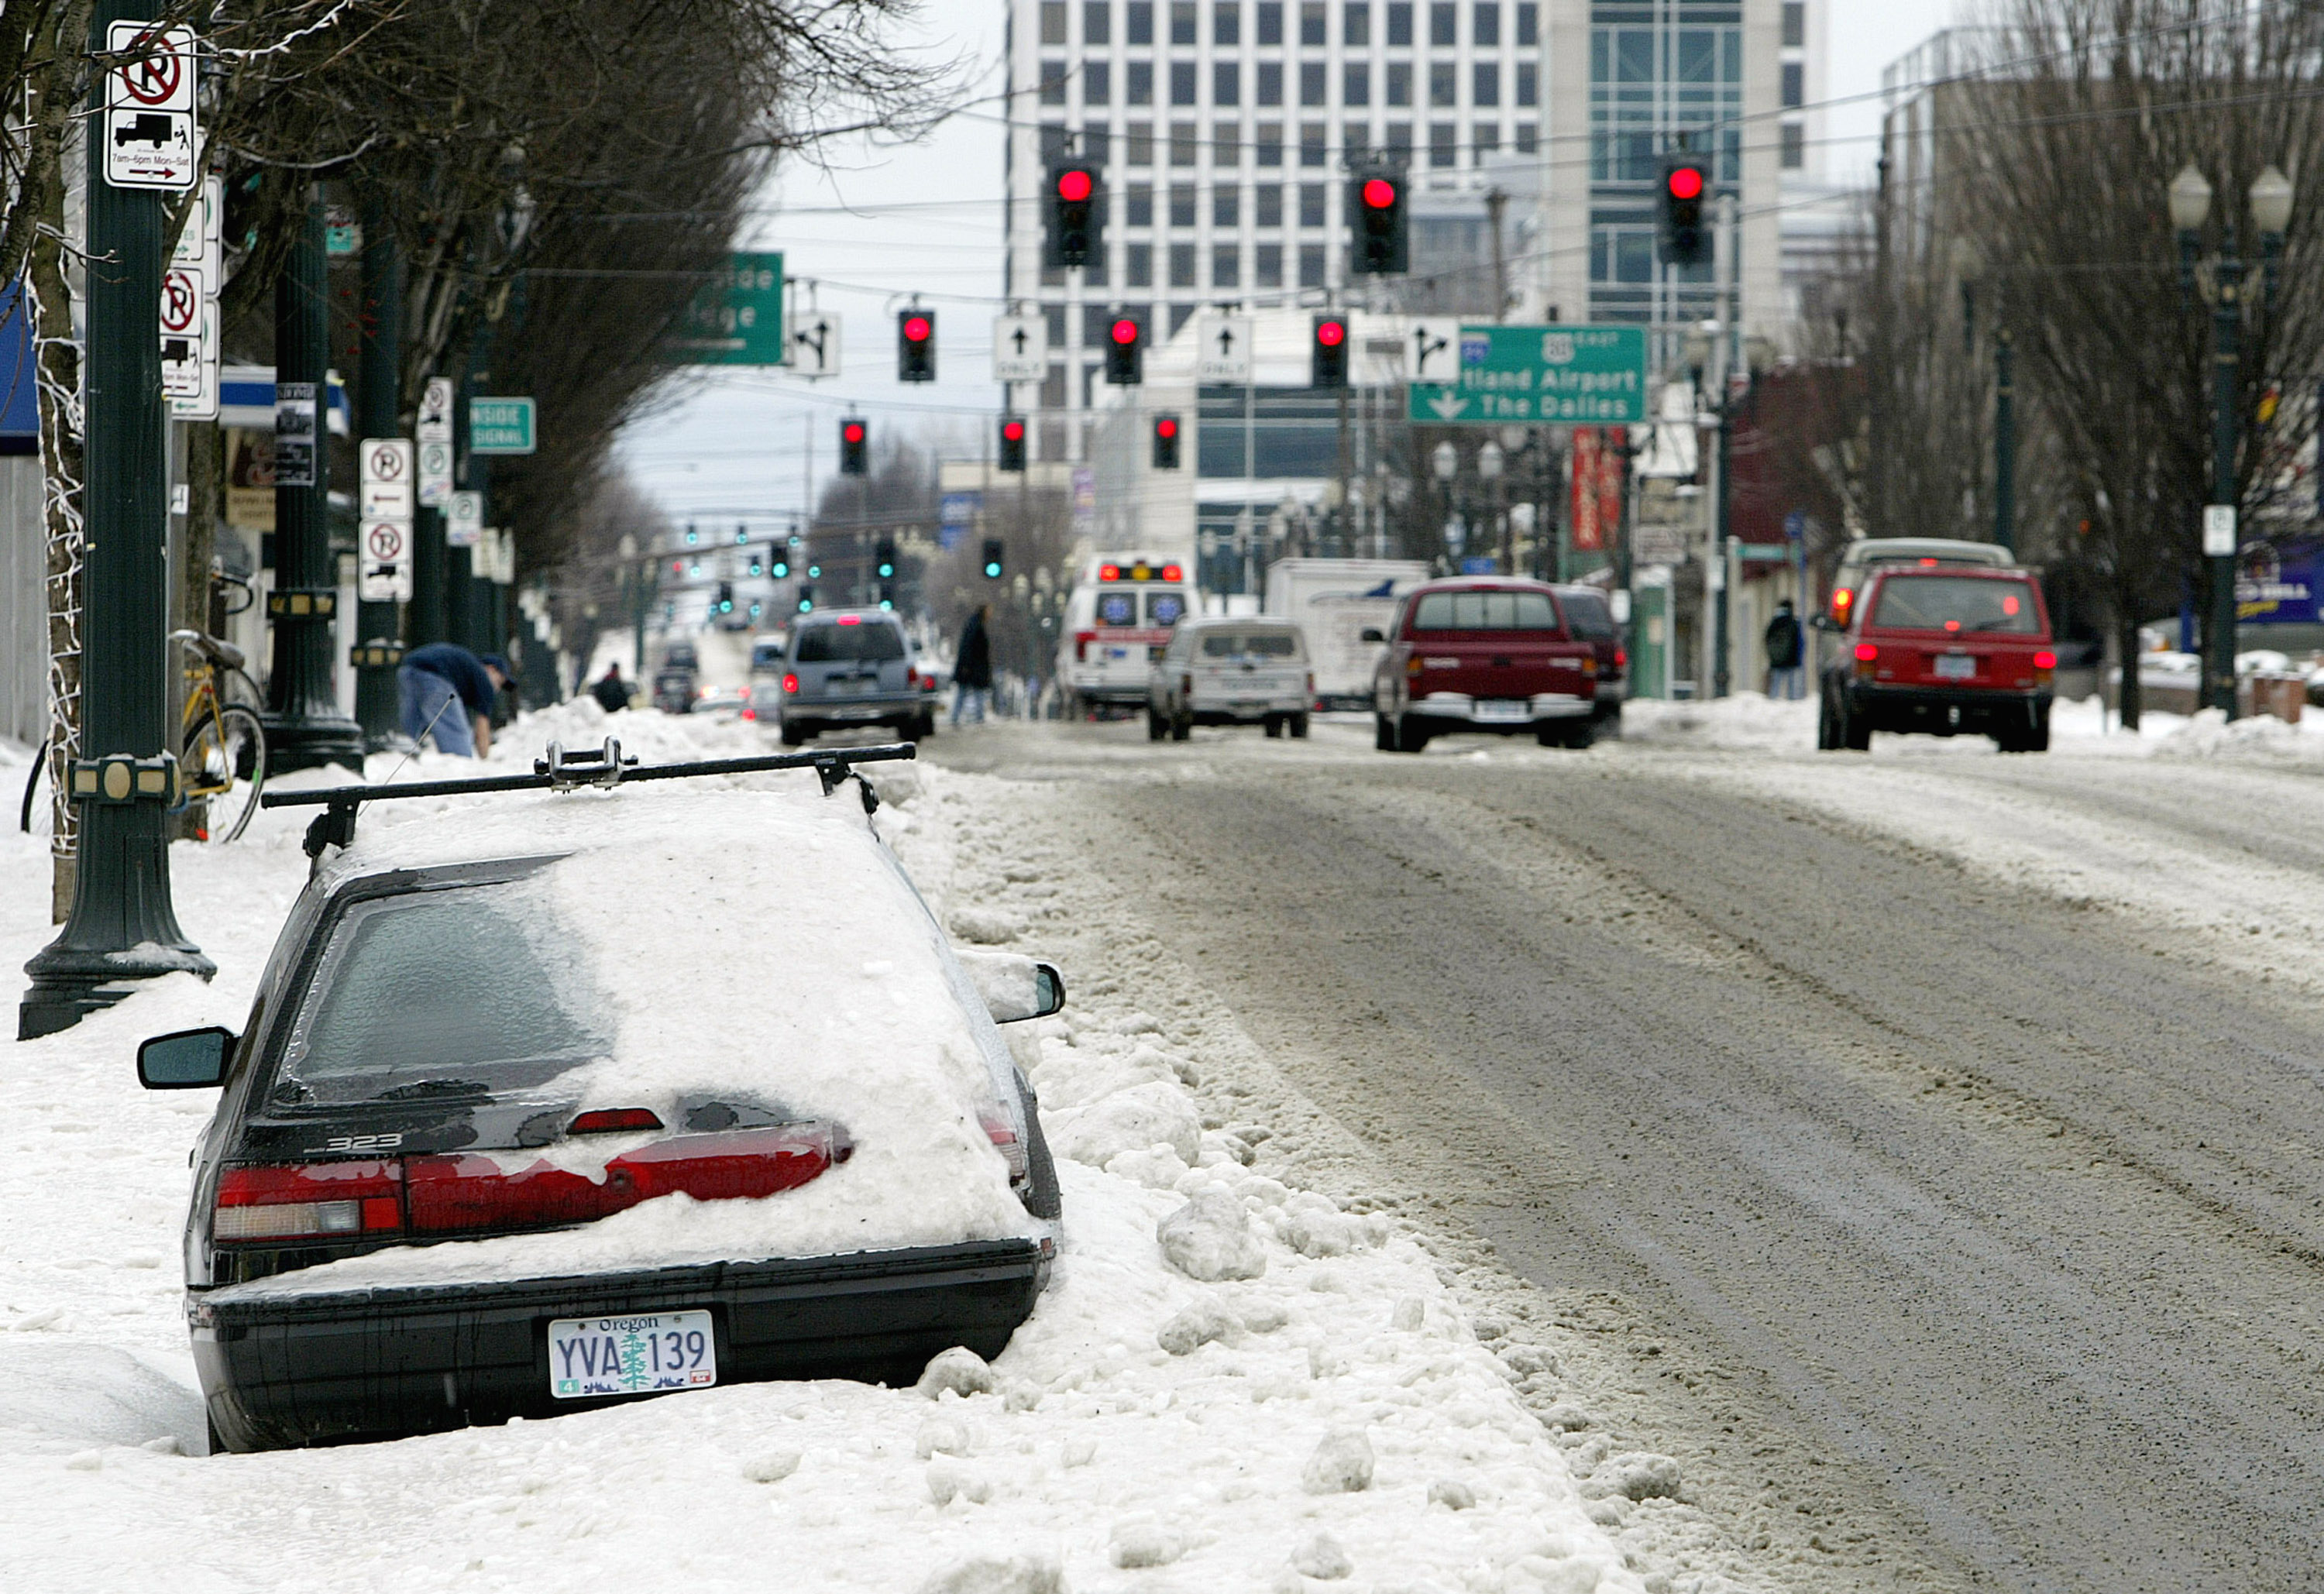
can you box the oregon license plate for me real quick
[1475,699,1531,722]
[1933,654,1975,680]
[548,1311,716,1399]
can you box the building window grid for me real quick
[1587,9,1745,324]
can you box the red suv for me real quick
[1817,566,2056,752]
[1367,578,1600,752]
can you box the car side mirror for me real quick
[957,950,1068,1023]
[138,1025,235,1089]
[1808,613,1839,633]
[1360,628,1385,644]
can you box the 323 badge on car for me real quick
[548,1311,717,1398]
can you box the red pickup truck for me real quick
[1817,565,2056,752]
[1368,578,1600,752]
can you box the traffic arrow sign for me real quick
[992,314,1047,382]
[1195,314,1254,384]
[1408,318,1460,381]
[787,311,842,377]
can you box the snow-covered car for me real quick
[135,744,1063,1452]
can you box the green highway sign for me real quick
[669,251,786,366]
[1408,325,1648,425]
[468,396,537,455]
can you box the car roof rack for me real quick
[261,737,916,862]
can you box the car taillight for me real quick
[981,1114,1030,1190]
[570,1108,664,1134]
[1181,673,1193,696]
[1075,629,1097,662]
[1614,647,1627,669]
[906,666,921,689]
[1405,656,1422,678]
[1307,671,1316,702]
[213,1162,403,1242]
[2033,650,2057,671]
[781,672,799,695]
[406,1125,848,1235]
[1854,642,1879,662]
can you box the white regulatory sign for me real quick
[786,311,841,378]
[102,22,198,191]
[446,490,483,548]
[359,521,412,602]
[417,438,454,508]
[359,438,414,523]
[2202,504,2237,557]
[992,314,1048,383]
[1408,318,1461,382]
[415,376,455,445]
[1195,314,1255,384]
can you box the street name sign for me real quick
[469,396,536,455]
[787,309,842,377]
[1408,325,1648,426]
[103,22,197,191]
[992,314,1047,383]
[1195,314,1255,385]
[669,252,785,365]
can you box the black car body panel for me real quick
[195,1238,1049,1451]
[1841,682,2053,736]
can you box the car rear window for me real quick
[751,642,784,670]
[274,877,607,1107]
[1869,575,2041,634]
[1412,591,1560,631]
[795,622,906,662]
[1558,592,1615,640]
[1199,630,1301,658]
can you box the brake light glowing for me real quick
[2033,649,2057,670]
[1614,646,1628,668]
[569,1108,664,1135]
[837,614,861,626]
[213,1162,403,1242]
[1854,643,1879,662]
[781,672,799,695]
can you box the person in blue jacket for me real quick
[399,643,511,757]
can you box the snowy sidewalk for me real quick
[0,708,1648,1594]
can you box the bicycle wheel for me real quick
[183,704,267,842]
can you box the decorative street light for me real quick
[2172,160,2293,718]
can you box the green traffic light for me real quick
[807,563,821,579]
[983,562,1002,578]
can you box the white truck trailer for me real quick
[1263,558,1432,711]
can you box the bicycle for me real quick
[171,627,268,842]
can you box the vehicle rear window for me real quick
[1869,575,2041,634]
[795,622,906,662]
[1558,593,1615,640]
[1199,631,1301,658]
[275,878,607,1107]
[751,642,784,670]
[1412,591,1560,631]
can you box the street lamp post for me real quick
[1432,441,1458,573]
[1477,440,1506,573]
[2172,162,2292,720]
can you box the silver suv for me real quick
[774,612,935,744]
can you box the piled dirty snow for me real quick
[0,700,1644,1594]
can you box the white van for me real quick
[1057,552,1199,714]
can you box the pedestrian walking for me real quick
[951,604,993,727]
[399,642,510,757]
[590,661,632,714]
[1764,599,1806,701]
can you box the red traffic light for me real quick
[1315,319,1346,347]
[1002,418,1026,441]
[1666,164,1705,201]
[902,315,932,342]
[1057,167,1093,203]
[843,421,866,442]
[1154,417,1177,438]
[1362,177,1397,209]
[1111,318,1139,345]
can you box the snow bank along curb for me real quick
[0,702,1649,1594]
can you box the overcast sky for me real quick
[614,0,1960,534]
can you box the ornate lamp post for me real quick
[2172,161,2293,718]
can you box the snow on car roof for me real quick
[236,776,1037,1293]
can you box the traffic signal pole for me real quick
[22,0,214,1037]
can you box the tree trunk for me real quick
[30,201,83,922]
[2116,610,2142,732]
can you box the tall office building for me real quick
[1003,2,1800,462]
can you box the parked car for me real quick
[1368,578,1600,751]
[1148,616,1314,740]
[1816,565,2056,752]
[1552,584,1626,733]
[136,757,1064,1451]
[1057,553,1198,716]
[773,610,937,745]
[1827,537,2016,630]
